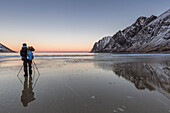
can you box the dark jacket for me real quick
[20,46,27,60]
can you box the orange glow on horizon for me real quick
[2,41,92,52]
[12,45,91,52]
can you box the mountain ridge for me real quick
[0,43,15,52]
[91,9,170,53]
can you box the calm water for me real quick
[0,52,170,113]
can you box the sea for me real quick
[0,52,170,113]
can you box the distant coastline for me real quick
[91,51,170,54]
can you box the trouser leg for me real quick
[28,60,32,75]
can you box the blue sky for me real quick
[0,0,169,51]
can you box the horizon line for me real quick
[15,50,90,53]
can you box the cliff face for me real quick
[0,43,15,52]
[91,9,170,53]
[91,36,112,52]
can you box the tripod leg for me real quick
[17,66,23,77]
[33,60,40,75]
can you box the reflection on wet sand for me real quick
[17,62,40,107]
[21,75,35,107]
[94,60,170,99]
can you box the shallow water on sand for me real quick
[0,53,170,113]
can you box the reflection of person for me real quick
[20,43,35,76]
[21,75,35,107]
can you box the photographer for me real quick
[20,43,35,76]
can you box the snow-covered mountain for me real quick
[91,9,170,53]
[0,43,15,52]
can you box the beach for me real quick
[0,53,170,113]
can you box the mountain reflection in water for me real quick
[94,59,170,99]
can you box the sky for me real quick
[0,0,170,51]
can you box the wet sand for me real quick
[0,53,170,113]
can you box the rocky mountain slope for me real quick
[91,9,170,53]
[0,43,15,52]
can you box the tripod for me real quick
[17,60,40,76]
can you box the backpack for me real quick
[20,47,27,57]
[27,50,34,60]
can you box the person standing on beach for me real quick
[20,43,28,76]
[20,43,35,76]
